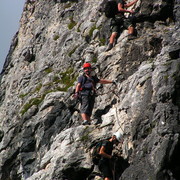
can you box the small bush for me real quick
[44,67,53,74]
[53,34,60,41]
[68,17,77,30]
[77,24,81,32]
[68,46,77,57]
[59,67,77,91]
[21,96,44,115]
[53,75,61,84]
[35,83,42,92]
[79,127,91,142]
[99,38,106,46]
[89,25,97,37]
[19,93,29,99]
[19,83,42,99]
[92,56,97,63]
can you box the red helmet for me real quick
[83,63,91,68]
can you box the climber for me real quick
[98,132,123,180]
[74,62,116,125]
[106,0,138,51]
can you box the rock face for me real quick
[0,0,180,179]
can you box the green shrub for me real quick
[77,25,81,32]
[92,56,97,63]
[59,67,77,91]
[53,75,61,84]
[53,34,60,41]
[44,67,53,74]
[80,134,89,142]
[19,93,29,99]
[68,17,77,30]
[99,38,106,46]
[21,96,44,115]
[68,46,77,57]
[89,25,96,37]
[19,83,42,99]
[35,83,42,92]
[79,127,91,142]
[20,68,77,115]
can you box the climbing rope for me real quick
[96,83,125,134]
[115,106,125,134]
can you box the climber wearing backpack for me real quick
[74,62,116,125]
[105,0,139,51]
[98,132,123,180]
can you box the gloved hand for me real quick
[112,80,117,85]
[73,92,79,99]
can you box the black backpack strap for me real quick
[81,75,87,90]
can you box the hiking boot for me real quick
[128,34,137,40]
[105,43,113,52]
[82,120,91,125]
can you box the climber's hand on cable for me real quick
[73,92,79,99]
[112,80,117,86]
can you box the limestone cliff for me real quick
[0,0,180,179]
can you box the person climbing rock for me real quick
[106,0,138,51]
[74,62,116,125]
[98,132,123,180]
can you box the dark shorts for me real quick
[111,15,133,33]
[98,159,113,178]
[80,93,95,116]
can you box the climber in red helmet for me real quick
[74,62,116,125]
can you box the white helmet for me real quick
[113,131,123,142]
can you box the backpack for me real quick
[104,0,118,18]
[79,75,97,92]
[91,141,103,165]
